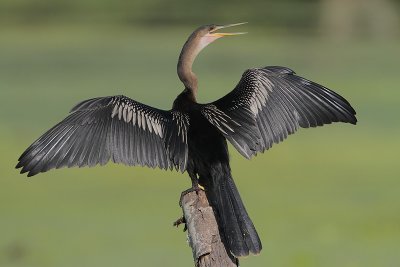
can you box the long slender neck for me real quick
[177,38,199,98]
[177,30,221,101]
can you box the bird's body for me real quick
[16,24,357,258]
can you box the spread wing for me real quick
[16,95,189,176]
[202,66,357,158]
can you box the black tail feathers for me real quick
[204,174,262,257]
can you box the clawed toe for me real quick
[173,216,187,232]
[179,185,204,206]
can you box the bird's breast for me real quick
[187,111,230,167]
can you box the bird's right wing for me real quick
[16,95,189,176]
[203,66,357,159]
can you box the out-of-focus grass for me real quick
[0,26,399,267]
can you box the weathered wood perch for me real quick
[175,190,238,267]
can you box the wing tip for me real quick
[15,161,22,169]
[350,116,358,125]
[15,164,32,177]
[27,171,36,177]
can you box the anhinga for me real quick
[16,23,357,257]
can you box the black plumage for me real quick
[210,66,357,158]
[17,96,189,175]
[16,24,357,258]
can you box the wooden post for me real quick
[175,190,238,267]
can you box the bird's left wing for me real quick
[16,95,189,176]
[201,66,357,159]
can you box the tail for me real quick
[203,171,262,257]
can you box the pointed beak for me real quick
[207,22,248,37]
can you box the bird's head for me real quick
[189,22,247,53]
[178,22,247,93]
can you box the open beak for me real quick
[208,22,248,37]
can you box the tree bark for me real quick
[177,190,238,267]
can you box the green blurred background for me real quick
[1,0,399,266]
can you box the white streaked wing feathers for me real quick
[17,95,189,176]
[207,66,357,158]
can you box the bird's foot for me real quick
[179,184,205,207]
[173,216,187,231]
